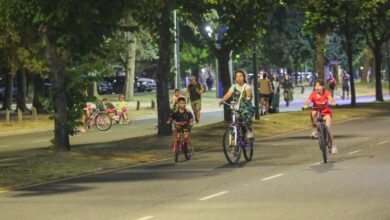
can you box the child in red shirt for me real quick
[303,80,337,154]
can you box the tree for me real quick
[357,0,390,101]
[3,0,127,151]
[130,0,178,135]
[304,0,339,80]
[183,0,278,121]
[333,0,366,106]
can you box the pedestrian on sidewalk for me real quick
[258,72,272,115]
[281,74,294,107]
[341,71,350,100]
[326,74,337,98]
[186,75,204,123]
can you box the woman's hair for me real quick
[234,69,247,83]
[315,79,325,87]
[174,89,180,92]
[263,72,268,79]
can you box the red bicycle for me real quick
[172,121,193,162]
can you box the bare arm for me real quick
[303,98,311,109]
[245,86,251,101]
[220,90,233,104]
[328,94,336,106]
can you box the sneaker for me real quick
[310,132,318,139]
[331,144,338,154]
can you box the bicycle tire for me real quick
[243,139,253,162]
[174,141,180,162]
[95,113,112,131]
[318,124,328,163]
[183,141,192,160]
[223,127,241,164]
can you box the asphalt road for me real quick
[0,115,390,220]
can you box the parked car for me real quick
[136,77,156,92]
[97,81,114,94]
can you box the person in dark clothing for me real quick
[186,75,204,123]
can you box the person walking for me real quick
[186,75,204,123]
[258,72,272,115]
[341,71,350,100]
[281,74,294,107]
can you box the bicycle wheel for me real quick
[95,113,112,131]
[174,141,180,162]
[317,124,328,163]
[243,138,253,162]
[183,141,192,160]
[223,127,241,164]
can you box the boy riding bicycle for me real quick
[166,97,194,152]
[303,80,337,154]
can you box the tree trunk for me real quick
[217,50,232,122]
[123,34,136,101]
[1,73,13,111]
[87,81,98,98]
[373,44,384,101]
[156,0,175,136]
[16,69,29,112]
[45,37,70,152]
[315,33,326,80]
[33,74,46,113]
[26,73,34,102]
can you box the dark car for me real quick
[136,77,156,92]
[98,81,114,94]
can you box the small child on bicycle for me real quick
[166,97,194,152]
[116,95,127,124]
[303,80,337,154]
[80,102,96,132]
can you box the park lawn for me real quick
[0,101,389,191]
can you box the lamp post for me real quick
[252,43,260,120]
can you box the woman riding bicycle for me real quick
[167,97,194,152]
[219,69,254,140]
[303,80,337,154]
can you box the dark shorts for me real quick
[259,93,270,99]
[342,85,349,92]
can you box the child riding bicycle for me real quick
[166,97,194,152]
[303,80,337,154]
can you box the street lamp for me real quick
[205,25,219,97]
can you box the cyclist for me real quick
[80,102,96,132]
[219,69,254,140]
[116,95,127,124]
[303,80,337,154]
[166,97,194,152]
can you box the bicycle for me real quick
[85,109,113,131]
[221,101,253,164]
[302,106,331,163]
[171,121,193,162]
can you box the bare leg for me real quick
[311,111,318,134]
[324,115,334,146]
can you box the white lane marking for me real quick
[0,145,11,148]
[32,139,49,143]
[261,173,284,181]
[377,140,389,146]
[310,162,322,166]
[199,191,229,201]
[136,216,154,220]
[348,150,361,155]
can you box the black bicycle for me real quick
[303,106,330,163]
[222,101,253,164]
